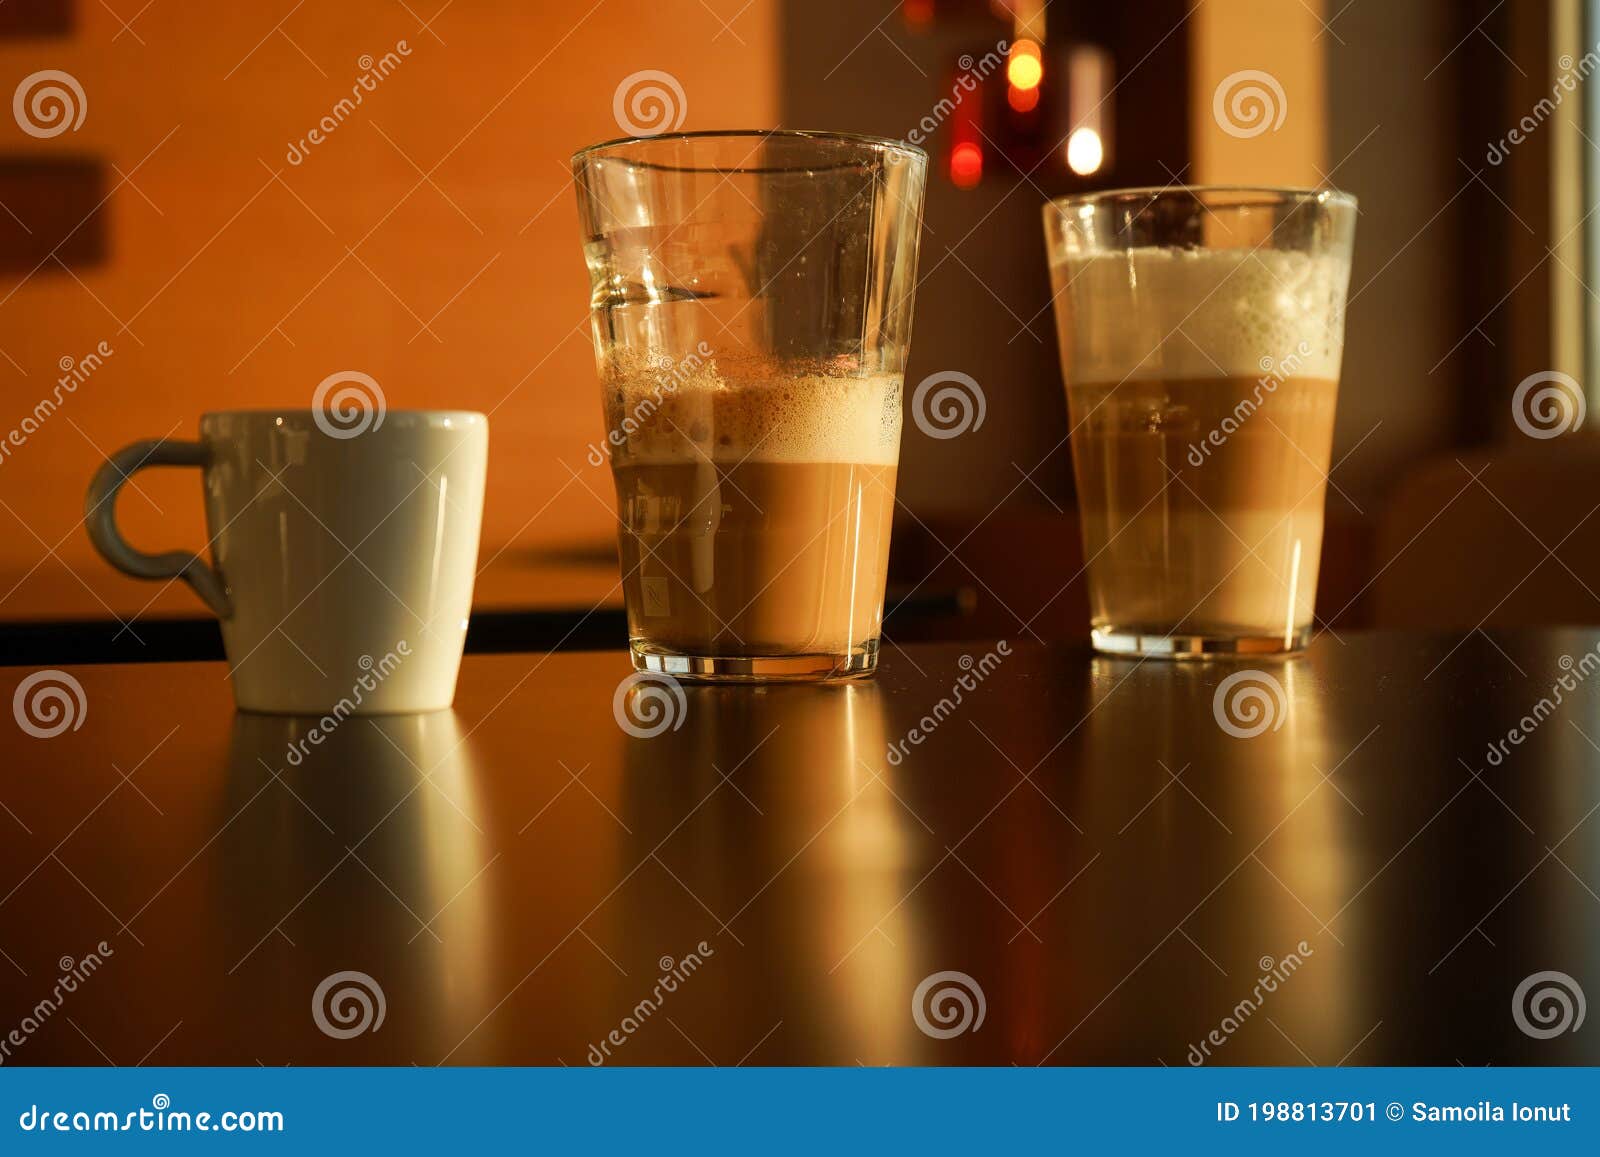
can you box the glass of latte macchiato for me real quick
[1043,187,1356,658]
[572,131,927,680]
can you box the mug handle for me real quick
[85,439,231,618]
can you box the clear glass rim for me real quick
[571,128,927,173]
[1046,184,1358,213]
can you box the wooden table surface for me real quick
[1,632,1598,1066]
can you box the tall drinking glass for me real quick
[573,130,927,681]
[1043,187,1357,658]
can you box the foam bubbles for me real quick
[600,358,901,466]
[1051,247,1350,384]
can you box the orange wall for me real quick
[1191,0,1327,185]
[0,1,776,617]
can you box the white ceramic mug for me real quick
[86,410,488,714]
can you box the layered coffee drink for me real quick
[600,353,900,677]
[574,130,927,679]
[1049,242,1352,654]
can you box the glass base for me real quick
[631,639,879,683]
[1091,625,1312,659]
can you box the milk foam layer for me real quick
[600,360,901,466]
[1052,247,1350,383]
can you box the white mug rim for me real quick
[198,408,485,423]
